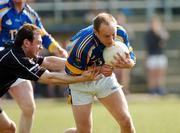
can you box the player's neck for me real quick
[14,2,25,13]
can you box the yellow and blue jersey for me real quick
[65,25,136,75]
[0,0,57,51]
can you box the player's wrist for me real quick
[59,47,68,58]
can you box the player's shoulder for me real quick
[71,25,93,42]
[117,25,127,32]
[116,25,128,38]
[71,26,94,57]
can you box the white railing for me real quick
[29,0,180,22]
[30,0,180,11]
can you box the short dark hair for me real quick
[93,12,117,32]
[14,24,41,47]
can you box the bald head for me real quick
[93,12,117,32]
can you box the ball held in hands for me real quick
[103,41,129,66]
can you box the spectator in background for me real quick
[114,12,135,94]
[144,15,169,95]
[0,0,68,133]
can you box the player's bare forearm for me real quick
[41,56,66,72]
[41,72,91,84]
[38,69,102,85]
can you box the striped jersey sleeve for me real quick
[116,25,136,62]
[65,28,94,75]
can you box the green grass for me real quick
[2,94,180,133]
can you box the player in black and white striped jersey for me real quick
[0,24,101,133]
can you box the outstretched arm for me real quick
[38,68,101,85]
[41,56,66,72]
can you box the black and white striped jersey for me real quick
[0,47,46,97]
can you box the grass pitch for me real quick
[2,94,180,133]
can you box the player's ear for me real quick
[93,29,98,36]
[23,39,31,47]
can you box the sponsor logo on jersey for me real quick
[6,19,12,25]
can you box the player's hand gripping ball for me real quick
[103,41,129,66]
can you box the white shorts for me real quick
[10,78,26,88]
[69,73,122,105]
[146,55,168,70]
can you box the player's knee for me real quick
[77,124,92,133]
[22,102,36,116]
[119,114,134,131]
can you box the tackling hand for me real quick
[100,64,113,77]
[81,66,103,81]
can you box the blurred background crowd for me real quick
[10,0,180,98]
